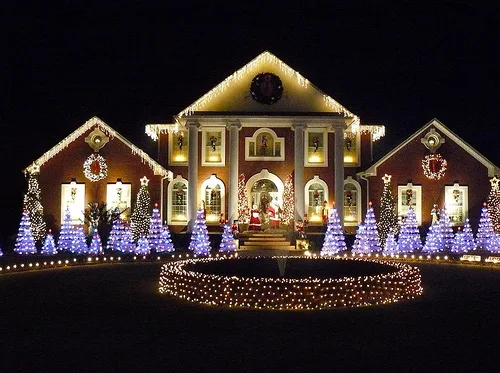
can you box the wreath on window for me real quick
[83,153,108,182]
[422,153,448,180]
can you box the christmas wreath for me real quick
[422,153,448,180]
[83,153,108,182]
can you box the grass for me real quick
[0,260,499,372]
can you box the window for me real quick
[61,180,85,225]
[200,174,226,224]
[167,176,188,224]
[397,183,422,225]
[245,128,285,161]
[344,132,360,165]
[304,176,329,223]
[305,129,328,167]
[106,179,131,220]
[344,176,361,226]
[169,129,189,165]
[202,128,225,166]
[445,183,468,226]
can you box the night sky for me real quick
[1,2,497,240]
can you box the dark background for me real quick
[1,2,497,242]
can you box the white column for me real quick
[187,122,199,232]
[293,123,306,223]
[227,122,241,225]
[333,121,346,225]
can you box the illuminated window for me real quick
[200,175,226,224]
[305,129,328,167]
[344,176,361,226]
[202,128,225,166]
[245,128,285,161]
[397,183,422,225]
[304,176,329,223]
[445,183,468,226]
[168,176,188,224]
[343,132,359,165]
[169,129,189,165]
[60,180,85,225]
[106,179,131,221]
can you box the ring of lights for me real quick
[83,153,108,182]
[159,256,423,311]
[422,153,447,180]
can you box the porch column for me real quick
[292,123,306,223]
[333,121,346,225]
[187,121,200,232]
[227,122,241,225]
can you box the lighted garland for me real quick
[83,153,108,182]
[422,153,447,180]
[158,255,423,311]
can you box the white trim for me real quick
[344,176,362,226]
[200,174,226,224]
[168,128,189,166]
[167,175,188,225]
[304,176,329,223]
[106,181,131,220]
[201,127,226,166]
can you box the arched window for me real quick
[344,176,361,226]
[304,176,329,223]
[167,175,188,225]
[245,128,285,161]
[200,174,226,224]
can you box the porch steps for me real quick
[238,232,295,251]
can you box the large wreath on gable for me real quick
[83,153,108,182]
[422,153,447,180]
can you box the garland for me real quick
[422,153,447,180]
[83,153,108,182]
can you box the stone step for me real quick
[240,241,291,246]
[245,237,287,242]
[238,245,296,251]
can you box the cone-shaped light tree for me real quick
[219,222,237,253]
[352,202,380,254]
[40,229,58,256]
[377,174,399,249]
[88,231,104,255]
[147,203,163,252]
[188,207,211,256]
[476,202,496,251]
[439,206,454,251]
[382,228,400,255]
[398,206,422,253]
[422,222,444,254]
[135,234,151,255]
[156,224,175,253]
[58,206,74,252]
[14,209,37,255]
[71,225,88,254]
[130,176,151,241]
[237,174,250,225]
[320,203,347,256]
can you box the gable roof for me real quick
[24,116,172,179]
[176,50,357,118]
[361,118,500,177]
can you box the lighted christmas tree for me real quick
[120,222,136,253]
[422,222,444,254]
[107,210,125,252]
[353,202,380,254]
[14,209,37,255]
[487,176,500,232]
[71,225,88,254]
[237,173,250,224]
[450,222,477,254]
[351,223,370,254]
[439,207,454,250]
[320,204,347,256]
[377,174,399,249]
[57,206,74,252]
[130,176,152,241]
[88,231,104,255]
[40,229,58,256]
[23,169,47,244]
[398,207,422,253]
[188,207,211,256]
[147,203,163,252]
[135,234,151,255]
[281,174,294,227]
[156,224,175,253]
[0,244,3,257]
[382,228,400,254]
[219,222,237,253]
[475,203,496,251]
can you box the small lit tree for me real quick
[219,222,237,253]
[237,174,250,224]
[188,208,211,256]
[40,229,58,256]
[422,222,444,254]
[487,177,500,232]
[321,204,347,256]
[71,225,88,254]
[135,234,151,255]
[156,224,175,253]
[148,203,163,252]
[14,209,37,255]
[281,174,294,227]
[398,206,422,253]
[23,170,46,244]
[476,203,496,251]
[439,207,454,250]
[377,174,399,249]
[130,176,152,241]
[88,231,104,255]
[107,209,125,252]
[382,228,399,255]
[57,206,74,252]
[121,222,136,253]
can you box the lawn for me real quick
[0,260,499,372]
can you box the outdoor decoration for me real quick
[377,174,399,249]
[188,207,211,256]
[422,153,448,180]
[83,153,108,182]
[130,176,151,241]
[320,204,347,256]
[14,209,37,255]
[40,229,58,256]
[250,72,283,105]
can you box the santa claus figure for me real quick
[268,197,281,229]
[249,205,262,231]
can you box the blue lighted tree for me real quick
[439,207,454,250]
[135,234,151,255]
[320,204,347,256]
[156,224,175,253]
[398,206,422,253]
[148,203,163,252]
[382,228,399,255]
[57,206,74,252]
[219,222,237,253]
[88,231,104,255]
[121,222,136,253]
[40,229,58,256]
[71,225,88,254]
[476,203,496,251]
[422,222,444,254]
[188,207,211,256]
[352,202,380,254]
[107,209,125,252]
[14,209,37,255]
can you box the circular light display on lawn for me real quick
[159,255,423,311]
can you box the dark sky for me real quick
[1,2,497,240]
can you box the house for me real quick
[23,51,499,237]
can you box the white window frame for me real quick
[304,128,328,167]
[167,175,188,225]
[397,183,422,225]
[304,175,329,224]
[201,127,226,166]
[344,131,361,167]
[61,181,86,226]
[444,183,468,226]
[200,174,226,225]
[343,176,362,226]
